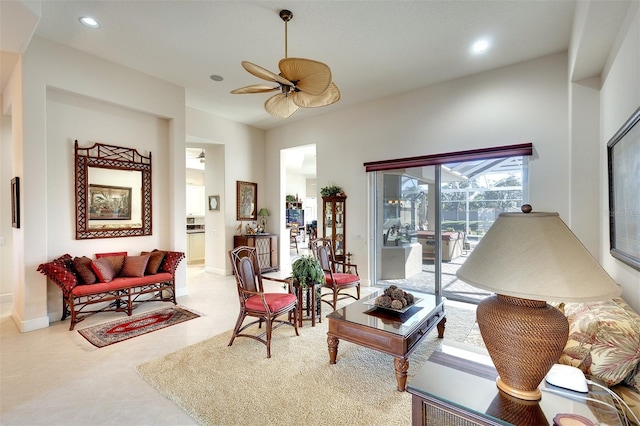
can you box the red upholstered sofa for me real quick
[37,250,184,330]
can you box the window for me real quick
[365,144,531,303]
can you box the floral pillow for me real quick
[559,298,640,387]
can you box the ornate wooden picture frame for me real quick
[607,106,640,271]
[236,181,257,221]
[75,140,152,239]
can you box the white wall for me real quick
[186,106,265,275]
[3,37,186,330]
[266,52,570,287]
[286,171,307,202]
[599,4,640,309]
[0,113,14,303]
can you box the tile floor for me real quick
[0,266,243,425]
[0,246,471,425]
[0,254,375,426]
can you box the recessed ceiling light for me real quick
[79,16,100,29]
[210,75,224,82]
[472,39,490,54]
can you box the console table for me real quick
[407,341,622,426]
[233,234,279,272]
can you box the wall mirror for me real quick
[75,140,152,239]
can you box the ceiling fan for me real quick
[186,148,206,163]
[230,9,340,119]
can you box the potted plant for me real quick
[320,185,344,197]
[289,255,325,288]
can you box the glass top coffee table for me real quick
[326,290,446,391]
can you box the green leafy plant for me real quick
[320,185,344,197]
[286,194,297,202]
[289,255,325,288]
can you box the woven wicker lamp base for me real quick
[477,294,569,401]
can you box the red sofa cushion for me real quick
[245,293,296,312]
[71,272,173,296]
[325,272,359,286]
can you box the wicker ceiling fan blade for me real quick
[241,61,293,86]
[264,93,300,119]
[230,84,279,94]
[293,83,341,108]
[279,58,332,96]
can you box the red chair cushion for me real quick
[245,293,296,312]
[325,273,359,286]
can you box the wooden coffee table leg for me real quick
[327,334,339,364]
[437,315,447,338]
[394,357,409,391]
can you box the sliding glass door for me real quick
[368,150,528,304]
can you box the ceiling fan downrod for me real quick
[280,10,293,59]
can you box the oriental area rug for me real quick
[136,302,478,425]
[77,305,201,349]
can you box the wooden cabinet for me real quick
[233,234,279,272]
[322,195,346,263]
[186,185,205,216]
[187,232,205,264]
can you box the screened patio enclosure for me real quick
[370,153,528,305]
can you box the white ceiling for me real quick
[1,1,632,131]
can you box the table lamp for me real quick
[258,208,270,230]
[456,205,621,401]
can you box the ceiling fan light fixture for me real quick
[231,9,340,118]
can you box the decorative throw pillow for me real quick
[73,256,97,284]
[119,255,150,278]
[91,257,118,283]
[141,250,165,275]
[559,298,640,387]
[94,252,126,276]
[36,254,78,293]
[160,250,183,274]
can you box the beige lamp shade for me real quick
[456,211,621,302]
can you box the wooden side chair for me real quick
[228,246,299,358]
[309,238,361,310]
[289,223,299,253]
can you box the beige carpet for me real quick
[136,302,477,426]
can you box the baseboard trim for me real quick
[12,312,50,332]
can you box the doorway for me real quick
[281,145,317,264]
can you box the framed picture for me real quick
[236,181,257,220]
[11,177,19,229]
[607,106,640,271]
[209,195,220,211]
[88,184,132,220]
